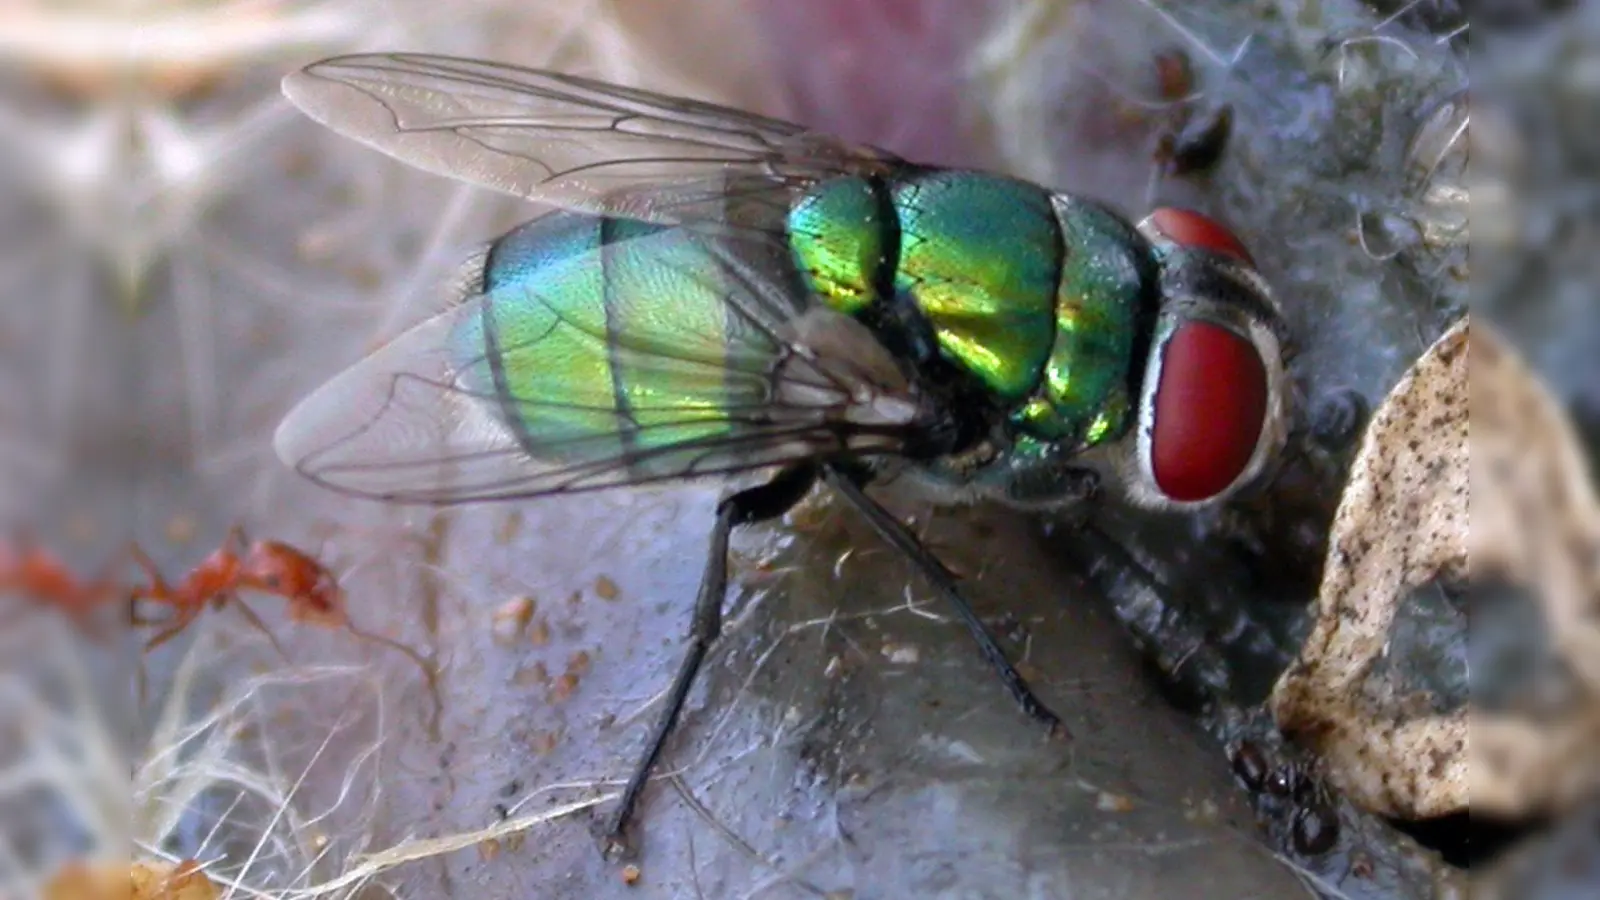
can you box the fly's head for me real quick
[1117,207,1291,513]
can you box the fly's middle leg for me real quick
[821,464,1071,740]
[593,463,818,862]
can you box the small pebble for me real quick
[1097,791,1136,813]
[478,838,501,862]
[882,642,920,664]
[491,595,536,645]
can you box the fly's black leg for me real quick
[821,464,1070,740]
[594,463,817,861]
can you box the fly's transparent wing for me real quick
[281,52,904,225]
[272,225,922,504]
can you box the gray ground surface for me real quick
[3,1,1592,899]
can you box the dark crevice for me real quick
[1390,811,1545,869]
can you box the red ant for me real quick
[0,535,123,629]
[12,526,441,722]
[129,526,348,652]
[130,528,436,696]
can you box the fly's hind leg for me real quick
[593,463,818,862]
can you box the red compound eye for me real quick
[1145,208,1254,267]
[1149,320,1268,502]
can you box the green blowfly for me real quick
[273,53,1292,859]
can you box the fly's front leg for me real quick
[822,464,1071,740]
[593,463,818,862]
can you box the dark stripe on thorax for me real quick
[859,170,998,458]
[848,173,935,366]
[479,290,539,459]
[599,215,640,463]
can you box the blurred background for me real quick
[0,1,1584,898]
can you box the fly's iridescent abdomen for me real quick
[453,212,791,477]
[448,204,917,487]
[450,214,624,460]
[788,170,1155,460]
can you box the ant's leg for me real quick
[142,613,197,652]
[128,543,205,651]
[122,543,167,706]
[126,544,177,627]
[223,592,291,661]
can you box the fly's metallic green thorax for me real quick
[891,171,1061,402]
[787,171,1155,455]
[786,177,888,317]
[1013,197,1156,450]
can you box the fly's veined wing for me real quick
[281,53,904,225]
[272,221,922,504]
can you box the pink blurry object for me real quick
[752,0,1005,165]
